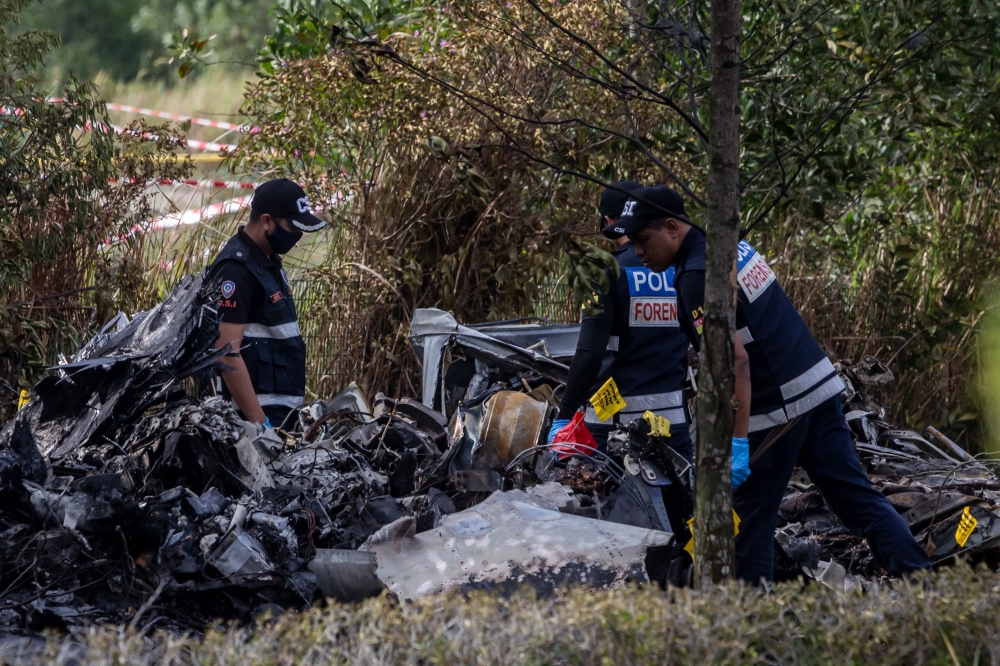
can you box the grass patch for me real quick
[22,563,1000,665]
[95,69,251,146]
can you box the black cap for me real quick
[601,185,688,239]
[598,180,643,218]
[251,178,327,232]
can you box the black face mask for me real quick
[265,221,303,255]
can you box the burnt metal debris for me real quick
[0,296,996,633]
[774,356,1000,587]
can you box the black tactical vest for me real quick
[209,232,306,411]
[585,244,690,433]
[674,231,843,433]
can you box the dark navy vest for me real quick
[209,233,306,410]
[585,244,689,432]
[674,232,843,433]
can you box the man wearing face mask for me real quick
[208,178,327,427]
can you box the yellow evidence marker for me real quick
[589,377,626,422]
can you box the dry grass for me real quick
[95,69,252,146]
[7,563,997,665]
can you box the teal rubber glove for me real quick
[263,417,272,429]
[547,418,571,444]
[732,436,750,489]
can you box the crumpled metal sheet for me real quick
[365,483,672,599]
[13,273,227,464]
[408,308,570,411]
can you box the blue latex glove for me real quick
[547,418,571,444]
[263,417,272,429]
[732,436,750,489]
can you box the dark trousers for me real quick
[733,395,931,582]
[262,405,293,428]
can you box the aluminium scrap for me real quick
[363,483,673,599]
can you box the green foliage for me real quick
[0,0,191,415]
[31,564,1000,664]
[232,0,1000,419]
[17,0,277,81]
[234,3,628,396]
[137,0,278,76]
[16,0,159,81]
[760,160,1000,443]
[259,0,424,74]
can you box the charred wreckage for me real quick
[0,274,995,632]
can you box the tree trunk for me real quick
[693,0,741,587]
[626,0,646,38]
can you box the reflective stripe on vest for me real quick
[584,389,686,425]
[784,374,844,419]
[746,375,845,433]
[773,357,845,421]
[257,393,306,409]
[585,406,687,427]
[243,321,302,340]
[748,407,788,433]
[607,335,619,352]
[780,357,836,401]
[623,390,684,411]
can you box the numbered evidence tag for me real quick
[955,506,978,548]
[643,410,672,438]
[17,390,29,411]
[684,511,741,560]
[589,377,626,422]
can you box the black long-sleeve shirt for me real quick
[557,267,616,419]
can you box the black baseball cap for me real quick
[251,178,327,232]
[601,185,689,239]
[598,180,643,218]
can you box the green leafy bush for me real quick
[0,0,191,416]
[34,563,1000,665]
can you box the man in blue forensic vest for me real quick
[546,181,694,463]
[209,178,327,427]
[605,185,931,582]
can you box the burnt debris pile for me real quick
[0,297,996,632]
[774,357,1000,587]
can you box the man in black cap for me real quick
[548,181,695,464]
[208,178,327,427]
[603,185,931,582]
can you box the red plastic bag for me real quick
[549,412,598,461]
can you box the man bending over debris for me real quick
[547,180,695,463]
[604,185,931,582]
[208,178,327,427]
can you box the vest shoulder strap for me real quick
[210,234,255,272]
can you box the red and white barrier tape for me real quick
[86,120,238,152]
[103,194,252,247]
[109,177,258,190]
[47,98,255,133]
[6,102,241,152]
[151,195,252,230]
[104,102,253,132]
[182,137,239,153]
